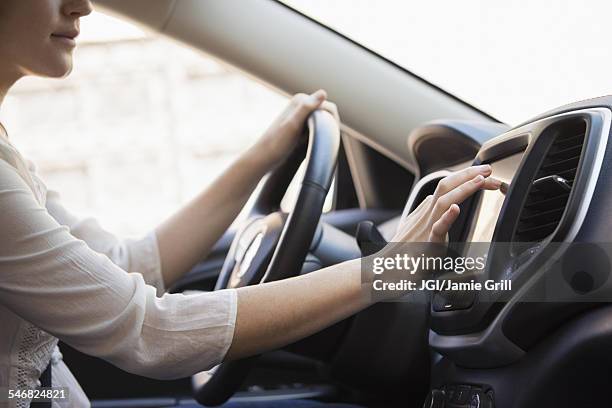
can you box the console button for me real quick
[444,385,456,402]
[432,290,476,311]
[423,389,446,408]
[469,390,494,408]
[453,385,472,405]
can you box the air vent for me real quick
[514,120,587,242]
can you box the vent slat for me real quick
[524,193,570,210]
[516,221,559,240]
[513,121,586,243]
[539,156,581,173]
[519,207,565,223]
[554,134,585,150]
[555,132,583,142]
[546,145,582,161]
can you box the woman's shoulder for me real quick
[0,138,24,175]
[0,138,46,205]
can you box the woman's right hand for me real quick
[368,165,501,295]
[390,165,500,244]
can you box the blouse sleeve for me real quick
[0,159,237,380]
[25,155,166,296]
[44,188,165,295]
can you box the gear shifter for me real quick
[356,220,387,256]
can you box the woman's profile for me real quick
[0,1,500,407]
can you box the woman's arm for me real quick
[155,91,330,287]
[0,159,235,379]
[225,165,500,360]
[0,155,496,378]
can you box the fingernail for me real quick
[474,175,485,183]
[478,164,492,172]
[500,182,509,195]
[490,177,503,187]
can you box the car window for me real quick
[1,12,292,237]
[284,0,612,125]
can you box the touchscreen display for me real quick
[468,152,524,242]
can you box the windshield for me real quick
[284,0,612,125]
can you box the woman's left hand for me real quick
[251,89,338,169]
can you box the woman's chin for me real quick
[27,48,75,78]
[38,59,74,79]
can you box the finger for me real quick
[434,165,492,197]
[429,204,461,243]
[432,175,487,220]
[301,89,327,111]
[311,89,327,102]
[321,100,340,124]
[285,90,328,130]
[483,177,503,190]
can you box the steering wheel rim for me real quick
[194,109,341,406]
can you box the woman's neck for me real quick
[0,88,7,108]
[0,85,8,138]
[0,84,6,108]
[0,82,13,108]
[0,69,21,109]
[0,72,20,138]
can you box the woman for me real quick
[0,1,501,407]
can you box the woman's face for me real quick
[0,0,93,80]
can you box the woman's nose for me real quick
[62,0,94,18]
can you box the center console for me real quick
[409,99,612,408]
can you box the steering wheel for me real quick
[193,109,340,406]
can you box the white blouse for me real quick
[0,132,237,408]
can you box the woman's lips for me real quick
[50,33,78,47]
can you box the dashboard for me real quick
[289,98,612,408]
[403,101,612,408]
[314,98,612,408]
[403,105,612,366]
[287,97,612,408]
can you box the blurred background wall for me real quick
[1,12,287,237]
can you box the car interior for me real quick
[60,1,612,407]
